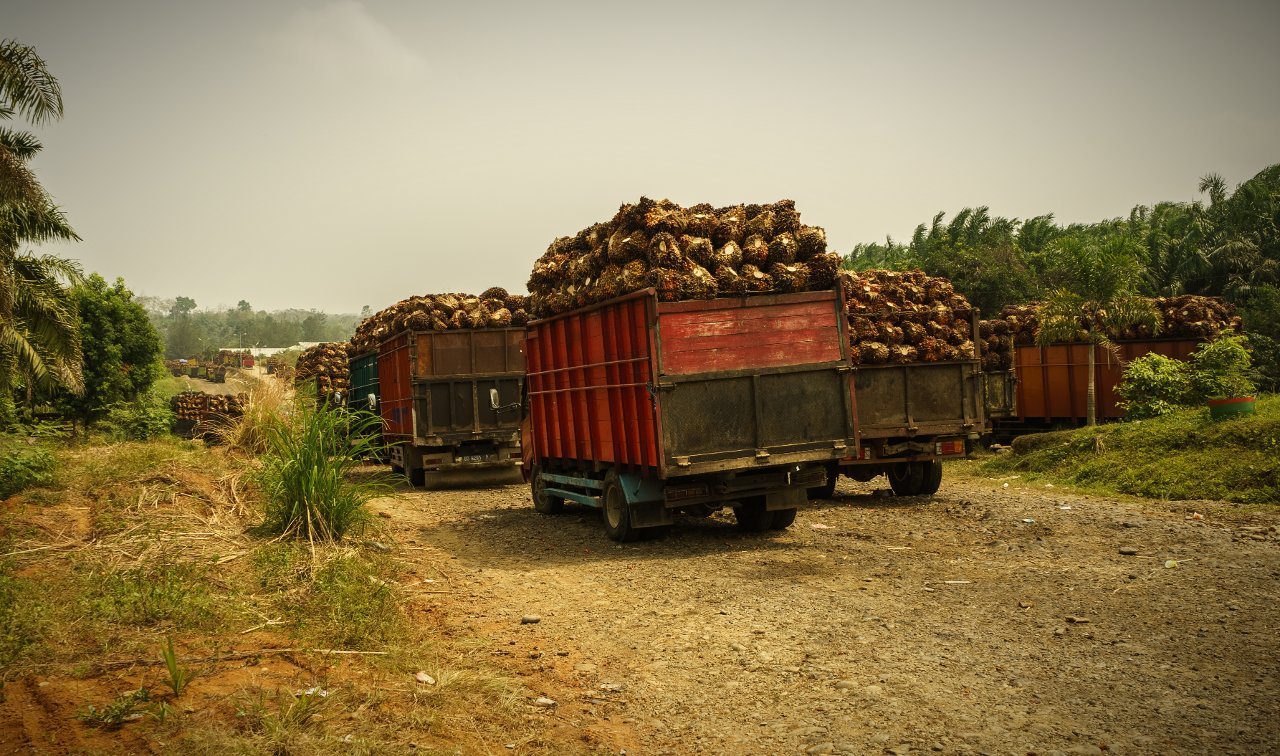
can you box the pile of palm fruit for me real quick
[171,392,247,439]
[840,269,978,365]
[173,391,210,422]
[999,294,1241,347]
[349,288,530,354]
[977,319,1016,373]
[295,342,352,400]
[527,198,843,317]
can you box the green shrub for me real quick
[257,404,386,542]
[90,563,217,629]
[1189,333,1256,400]
[1118,353,1193,419]
[101,392,175,441]
[0,441,58,499]
[0,570,48,666]
[304,556,399,649]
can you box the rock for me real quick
[521,614,542,624]
[1065,616,1090,624]
[1065,746,1103,755]
[931,744,944,752]
[532,696,557,708]
[835,680,858,690]
[600,682,626,693]
[414,671,435,685]
[870,733,892,745]
[888,745,913,755]
[363,540,391,553]
[377,511,392,519]
[730,642,746,652]
[834,744,860,754]
[1053,627,1066,636]
[574,663,598,674]
[806,743,834,754]
[863,684,883,698]
[1119,546,1139,555]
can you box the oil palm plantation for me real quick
[0,38,83,402]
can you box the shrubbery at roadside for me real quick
[1119,333,1257,419]
[0,440,58,499]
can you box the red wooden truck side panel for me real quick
[378,333,414,438]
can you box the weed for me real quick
[256,403,388,542]
[0,440,58,499]
[161,636,194,697]
[90,563,217,629]
[77,688,152,729]
[0,569,48,666]
[301,555,399,649]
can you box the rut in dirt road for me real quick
[374,474,1280,755]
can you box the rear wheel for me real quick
[531,466,565,514]
[733,496,772,532]
[887,462,924,496]
[602,474,640,542]
[807,462,838,500]
[917,459,943,495]
[769,507,797,530]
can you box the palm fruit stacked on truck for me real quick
[348,289,531,354]
[526,198,844,317]
[295,342,352,400]
[840,269,978,365]
[999,295,1241,347]
[977,318,1016,372]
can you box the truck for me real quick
[377,327,525,486]
[816,309,985,498]
[987,337,1202,435]
[522,287,859,541]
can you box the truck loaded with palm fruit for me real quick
[519,198,982,539]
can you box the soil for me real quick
[373,465,1280,755]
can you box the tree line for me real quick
[139,296,362,359]
[845,164,1280,390]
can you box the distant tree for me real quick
[360,305,371,318]
[54,274,163,434]
[300,311,327,341]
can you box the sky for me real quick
[5,0,1279,314]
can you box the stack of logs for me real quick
[841,269,978,365]
[526,198,844,317]
[349,288,530,354]
[295,342,351,401]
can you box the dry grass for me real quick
[0,438,546,753]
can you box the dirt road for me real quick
[374,466,1280,755]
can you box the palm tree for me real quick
[1035,232,1160,426]
[0,38,83,400]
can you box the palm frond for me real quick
[0,39,64,125]
[0,127,41,160]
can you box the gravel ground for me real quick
[373,464,1280,755]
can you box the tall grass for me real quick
[257,402,386,542]
[216,379,292,455]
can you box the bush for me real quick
[101,392,175,441]
[1189,333,1256,400]
[0,441,58,499]
[257,403,386,541]
[1117,353,1193,419]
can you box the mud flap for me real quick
[764,487,807,511]
[629,499,674,528]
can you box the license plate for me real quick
[460,454,494,463]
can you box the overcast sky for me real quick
[6,0,1278,313]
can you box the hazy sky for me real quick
[6,0,1279,313]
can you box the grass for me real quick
[0,437,58,499]
[256,402,387,542]
[980,394,1280,504]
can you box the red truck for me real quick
[379,328,525,485]
[522,288,859,541]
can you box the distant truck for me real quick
[522,288,858,541]
[817,310,985,497]
[376,328,525,486]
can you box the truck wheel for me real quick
[531,466,565,515]
[807,462,838,500]
[406,465,425,488]
[602,475,640,542]
[734,496,772,532]
[769,508,797,530]
[917,460,943,495]
[887,462,924,496]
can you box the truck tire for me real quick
[406,465,425,488]
[807,462,838,500]
[602,474,640,542]
[530,466,565,515]
[887,462,924,496]
[769,508,798,530]
[917,459,943,495]
[734,496,772,532]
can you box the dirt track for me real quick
[376,465,1280,755]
